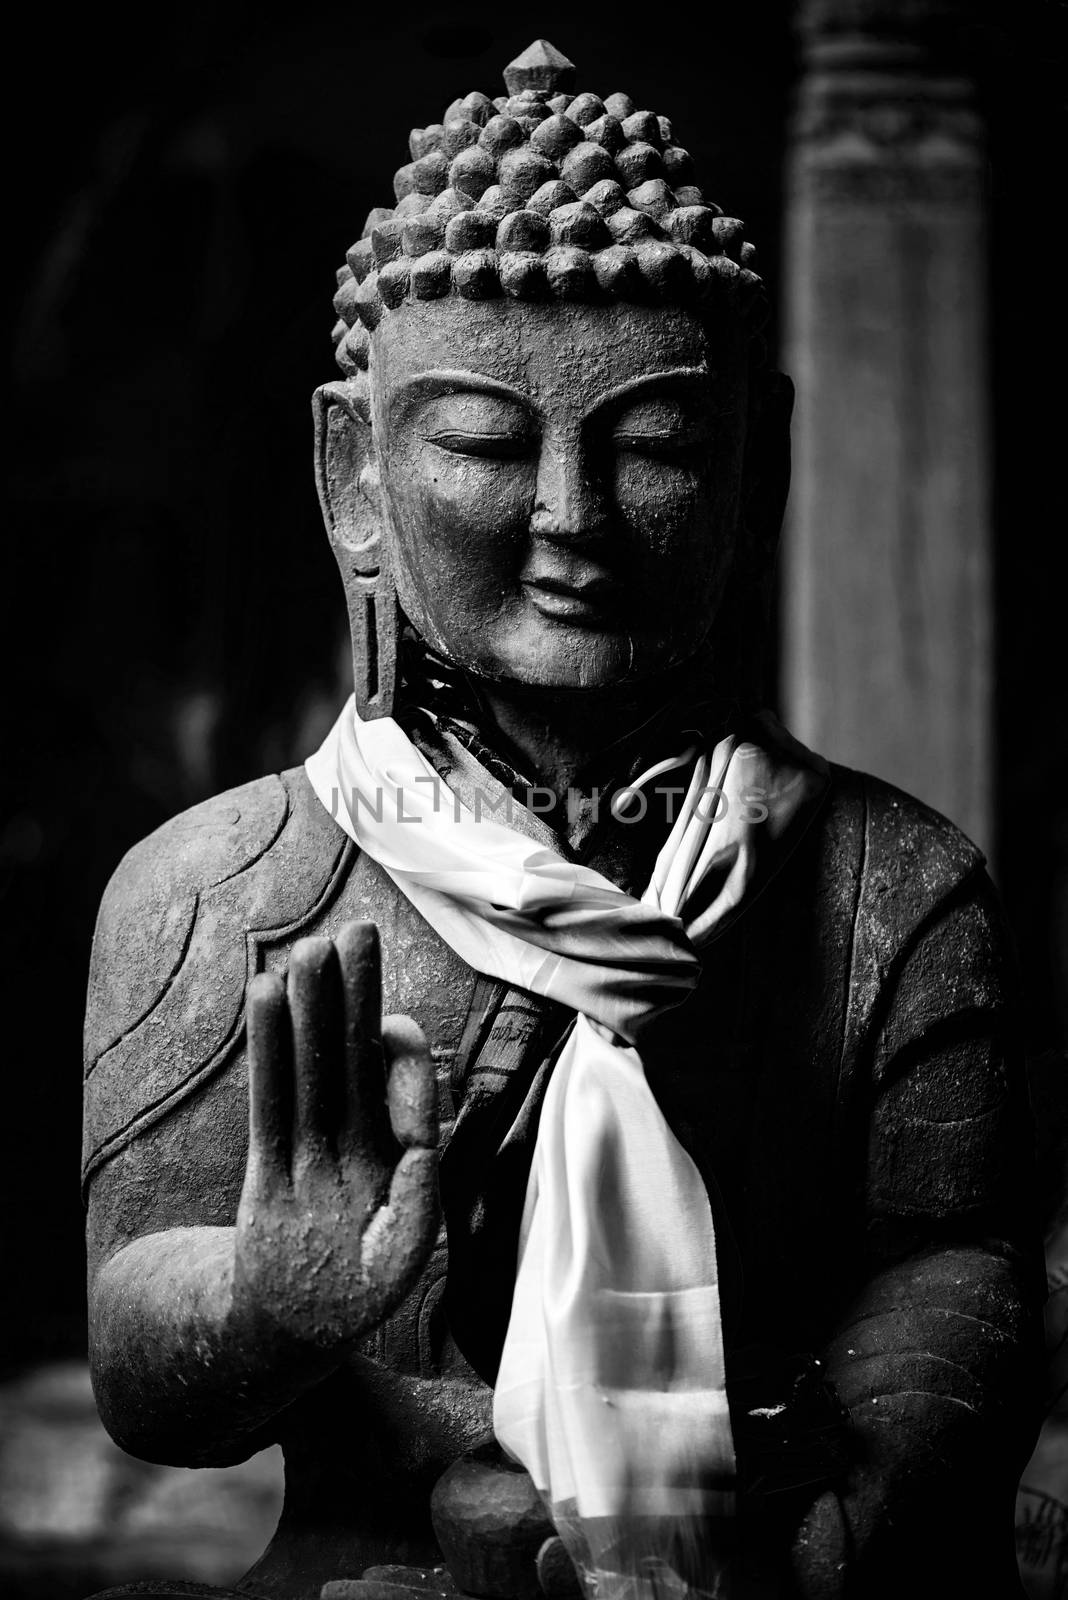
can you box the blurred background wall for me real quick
[2,2,1065,1594]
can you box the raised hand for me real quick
[232,920,439,1350]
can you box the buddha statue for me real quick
[82,39,1041,1600]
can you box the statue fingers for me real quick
[361,1146,440,1297]
[286,936,345,1163]
[245,971,293,1180]
[336,920,393,1160]
[382,1013,438,1150]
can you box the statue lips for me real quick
[520,568,623,626]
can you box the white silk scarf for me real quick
[306,696,817,1594]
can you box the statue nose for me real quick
[531,443,608,544]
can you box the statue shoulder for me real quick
[819,772,1034,1238]
[85,773,289,1062]
[817,762,1015,1055]
[83,766,353,1188]
[821,761,987,933]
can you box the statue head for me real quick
[314,40,792,720]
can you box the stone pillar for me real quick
[782,0,993,853]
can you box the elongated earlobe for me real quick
[743,370,794,559]
[313,379,402,720]
[697,369,795,714]
[737,369,794,704]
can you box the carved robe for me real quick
[83,710,1042,1600]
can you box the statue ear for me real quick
[313,379,401,720]
[743,369,795,551]
[707,369,796,710]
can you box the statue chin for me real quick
[395,578,721,700]
[405,619,693,697]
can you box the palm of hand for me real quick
[233,921,439,1349]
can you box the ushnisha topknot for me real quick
[330,39,766,376]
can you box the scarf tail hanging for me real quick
[493,1015,737,1595]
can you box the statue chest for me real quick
[115,776,853,1428]
[256,822,855,1380]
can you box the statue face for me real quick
[369,297,749,689]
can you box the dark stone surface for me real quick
[533,1539,581,1600]
[430,1445,553,1600]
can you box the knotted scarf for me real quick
[306,696,823,1596]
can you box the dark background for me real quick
[3,1,1066,1371]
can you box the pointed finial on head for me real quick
[503,39,576,97]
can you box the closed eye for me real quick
[612,430,705,460]
[424,431,534,460]
[610,394,710,461]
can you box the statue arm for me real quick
[84,807,439,1469]
[791,1244,1039,1595]
[790,868,1044,1596]
[88,1220,310,1468]
[87,939,438,1468]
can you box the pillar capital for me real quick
[791,0,983,205]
